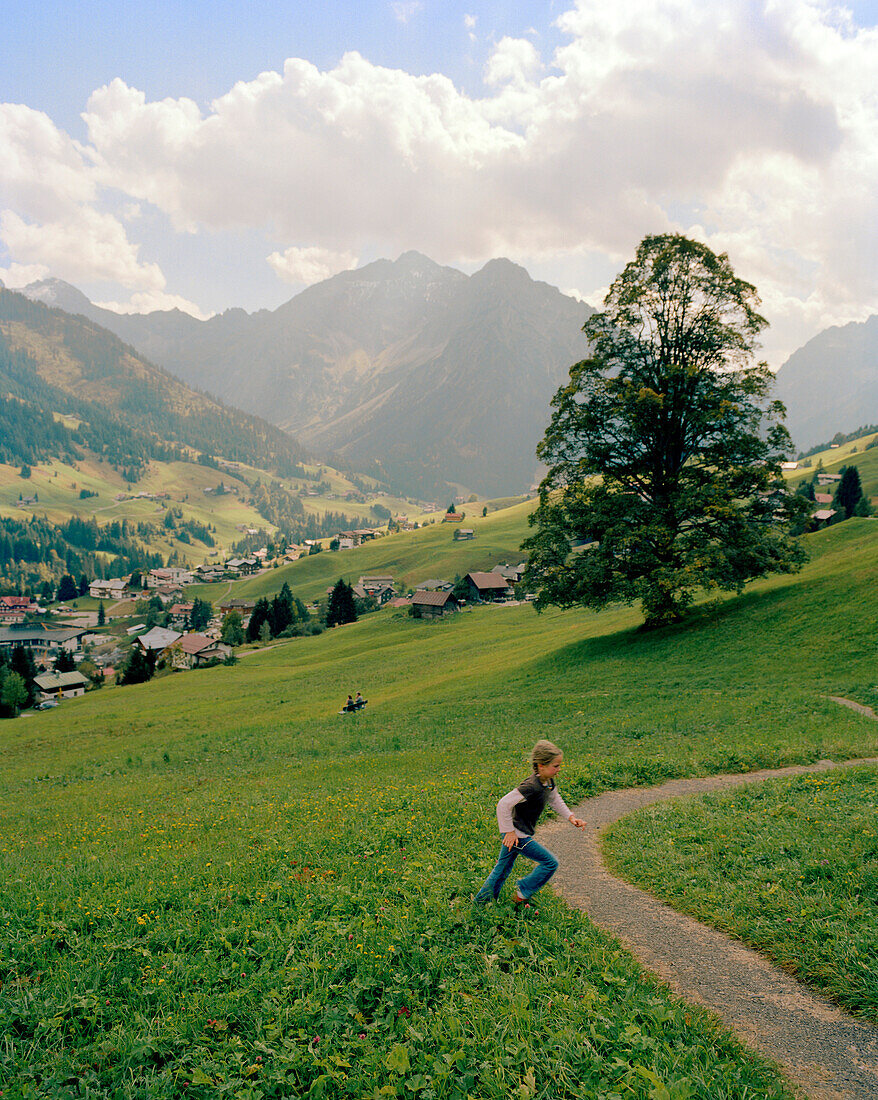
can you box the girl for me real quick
[474,740,585,906]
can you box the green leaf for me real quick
[385,1043,411,1073]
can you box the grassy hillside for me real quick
[235,500,535,602]
[4,521,878,1097]
[785,430,878,500]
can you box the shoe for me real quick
[512,890,527,906]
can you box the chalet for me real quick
[0,595,36,622]
[135,626,182,654]
[817,473,842,486]
[411,579,453,592]
[492,562,527,584]
[810,508,838,530]
[0,624,87,654]
[780,461,799,470]
[146,567,193,588]
[226,557,259,575]
[169,602,195,628]
[464,572,513,602]
[155,585,185,605]
[452,528,475,541]
[411,590,459,619]
[442,512,464,523]
[89,578,128,600]
[166,633,232,670]
[194,563,225,582]
[354,529,379,542]
[358,576,396,602]
[33,670,90,701]
[219,597,256,616]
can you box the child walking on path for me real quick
[474,740,585,906]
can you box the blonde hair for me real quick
[530,739,563,770]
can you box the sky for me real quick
[1,0,877,367]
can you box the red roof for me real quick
[1,596,32,608]
[177,633,213,655]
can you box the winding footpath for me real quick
[540,740,878,1100]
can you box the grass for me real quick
[602,765,878,1022]
[235,500,535,603]
[4,520,878,1096]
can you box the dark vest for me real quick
[511,772,554,836]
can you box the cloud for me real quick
[94,290,212,319]
[0,101,177,299]
[267,245,358,285]
[0,261,50,288]
[2,0,878,360]
[391,1,423,24]
[1,208,165,291]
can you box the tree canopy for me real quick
[523,234,808,628]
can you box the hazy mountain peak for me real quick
[21,277,94,316]
[471,257,534,290]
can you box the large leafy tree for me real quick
[524,234,808,628]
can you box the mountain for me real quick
[20,254,593,498]
[0,287,308,476]
[774,315,878,450]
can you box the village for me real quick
[0,504,530,710]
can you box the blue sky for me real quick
[2,0,877,365]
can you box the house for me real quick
[166,633,232,669]
[453,528,475,540]
[411,579,453,592]
[411,590,459,618]
[226,557,259,575]
[464,572,513,602]
[89,577,128,600]
[0,595,36,622]
[492,562,527,584]
[135,626,182,654]
[219,598,256,616]
[780,461,799,470]
[354,529,379,542]
[169,602,195,628]
[33,670,90,701]
[442,511,464,523]
[816,473,842,486]
[0,624,87,654]
[358,576,396,603]
[194,563,225,582]
[155,585,185,605]
[146,567,193,588]
[810,508,837,530]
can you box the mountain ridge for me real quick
[19,254,594,497]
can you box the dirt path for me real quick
[540,755,878,1100]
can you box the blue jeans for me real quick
[474,835,559,903]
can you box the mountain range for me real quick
[12,256,878,484]
[16,253,593,498]
[773,315,878,450]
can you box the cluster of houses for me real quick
[330,565,528,620]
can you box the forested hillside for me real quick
[0,289,309,478]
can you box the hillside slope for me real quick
[774,314,878,449]
[21,254,592,498]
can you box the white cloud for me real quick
[267,245,358,285]
[94,290,212,319]
[1,208,165,291]
[1,1,877,360]
[0,261,50,288]
[391,1,423,24]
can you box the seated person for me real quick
[343,694,356,712]
[354,691,367,709]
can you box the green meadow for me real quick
[603,765,878,1022]
[3,520,878,1097]
[235,501,535,603]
